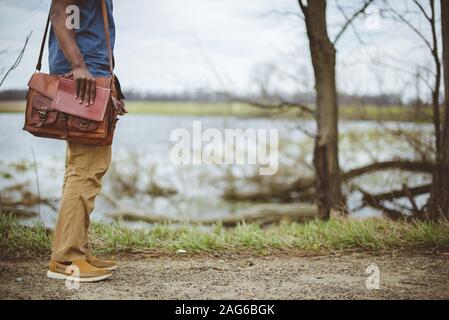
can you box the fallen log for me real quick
[289,161,433,195]
[357,184,431,220]
[233,96,315,115]
[361,184,431,204]
[107,203,319,227]
[223,160,433,203]
[222,185,314,203]
[342,161,433,181]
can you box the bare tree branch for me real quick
[0,32,32,87]
[233,96,314,115]
[387,3,433,52]
[342,160,433,181]
[413,0,432,21]
[333,0,375,45]
[356,183,431,220]
[297,0,307,14]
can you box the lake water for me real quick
[0,113,433,227]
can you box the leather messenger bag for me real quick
[23,0,120,146]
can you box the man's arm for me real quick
[50,0,95,105]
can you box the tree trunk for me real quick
[429,0,449,219]
[300,0,342,219]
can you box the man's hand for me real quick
[73,66,96,105]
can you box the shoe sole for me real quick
[89,264,117,271]
[105,265,117,271]
[47,270,112,282]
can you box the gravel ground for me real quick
[1,251,448,300]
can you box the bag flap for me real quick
[50,77,111,122]
[28,72,114,99]
[28,73,60,99]
[31,94,54,111]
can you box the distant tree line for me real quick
[0,89,27,100]
[0,88,406,107]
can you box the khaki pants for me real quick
[51,142,111,262]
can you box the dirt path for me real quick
[1,251,448,300]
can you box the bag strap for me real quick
[36,0,114,77]
[36,9,51,71]
[100,0,114,77]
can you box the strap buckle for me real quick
[38,110,47,119]
[79,119,90,130]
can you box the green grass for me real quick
[0,101,24,113]
[0,100,282,117]
[124,101,273,116]
[0,100,436,122]
[1,213,448,257]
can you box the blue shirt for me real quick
[49,0,115,77]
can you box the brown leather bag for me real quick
[23,0,119,146]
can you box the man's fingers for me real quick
[90,79,96,104]
[76,79,81,98]
[84,80,91,106]
[79,79,86,104]
[73,67,96,104]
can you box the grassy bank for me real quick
[0,100,436,122]
[1,213,448,257]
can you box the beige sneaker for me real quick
[86,254,117,271]
[47,259,112,282]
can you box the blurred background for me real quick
[0,0,446,227]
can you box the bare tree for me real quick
[297,0,373,219]
[298,0,341,219]
[387,0,449,219]
[428,0,449,219]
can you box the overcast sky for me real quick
[0,0,440,100]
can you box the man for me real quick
[46,0,125,282]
